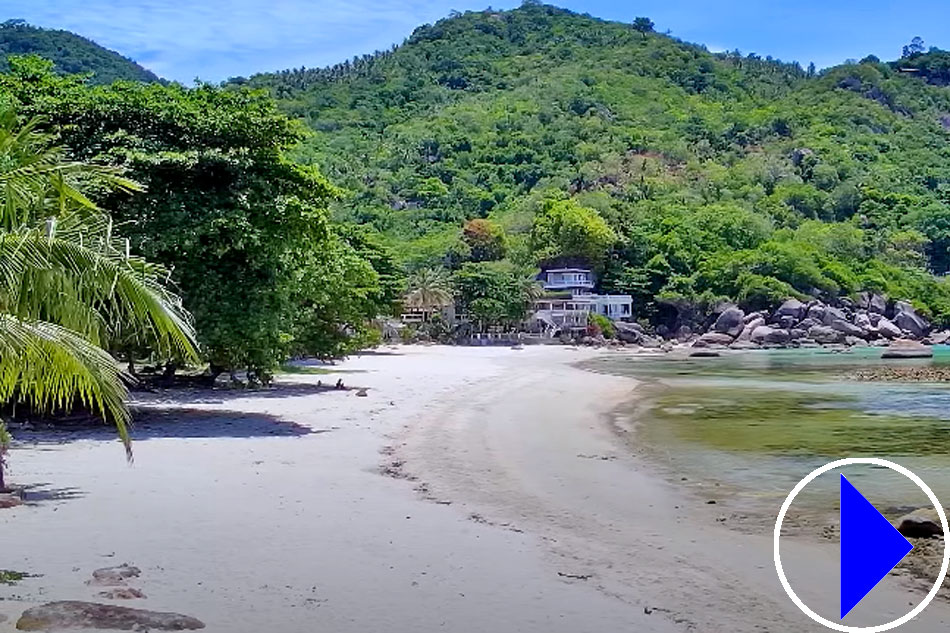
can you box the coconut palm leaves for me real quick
[404,268,454,316]
[0,108,198,457]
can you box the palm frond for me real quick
[0,315,132,459]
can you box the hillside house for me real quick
[528,268,632,337]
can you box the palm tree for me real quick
[0,109,198,488]
[404,267,454,321]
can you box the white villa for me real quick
[529,268,633,336]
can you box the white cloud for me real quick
[4,0,517,82]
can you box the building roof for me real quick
[543,268,592,274]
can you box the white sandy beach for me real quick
[2,345,949,632]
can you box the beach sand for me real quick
[1,345,949,632]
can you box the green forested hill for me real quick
[0,20,160,84]
[235,3,950,324]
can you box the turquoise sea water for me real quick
[586,347,950,513]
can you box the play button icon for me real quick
[774,458,950,632]
[839,475,913,619]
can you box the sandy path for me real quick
[2,345,948,632]
[396,347,950,632]
[0,346,672,632]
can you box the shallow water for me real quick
[587,347,950,514]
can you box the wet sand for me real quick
[1,345,949,631]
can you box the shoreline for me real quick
[1,345,949,631]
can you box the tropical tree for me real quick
[404,267,454,320]
[0,108,198,485]
[632,17,654,37]
[452,262,542,332]
[2,56,381,378]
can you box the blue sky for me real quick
[3,0,944,83]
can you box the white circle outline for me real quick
[774,457,949,632]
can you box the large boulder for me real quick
[896,508,943,538]
[750,326,790,345]
[806,303,827,323]
[853,312,873,332]
[737,317,765,341]
[893,302,930,338]
[808,325,845,345]
[743,311,766,324]
[830,318,867,339]
[876,317,902,339]
[821,306,848,326]
[858,292,887,315]
[614,322,644,344]
[15,602,205,631]
[775,315,798,329]
[881,339,934,359]
[713,307,745,337]
[931,331,950,345]
[774,299,805,321]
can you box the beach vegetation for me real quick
[0,106,198,472]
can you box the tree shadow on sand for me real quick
[17,483,86,504]
[11,407,322,445]
[133,380,365,406]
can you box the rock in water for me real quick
[16,602,205,631]
[689,350,721,358]
[931,331,950,345]
[881,339,933,359]
[896,508,943,538]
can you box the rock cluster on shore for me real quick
[684,294,948,351]
[567,292,949,354]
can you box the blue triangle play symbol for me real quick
[840,474,914,619]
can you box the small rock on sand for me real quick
[98,588,146,600]
[86,564,141,587]
[896,508,944,538]
[0,493,22,509]
[15,601,204,631]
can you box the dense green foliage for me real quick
[0,20,159,84]
[0,107,198,478]
[1,57,393,376]
[452,262,541,330]
[237,3,950,324]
